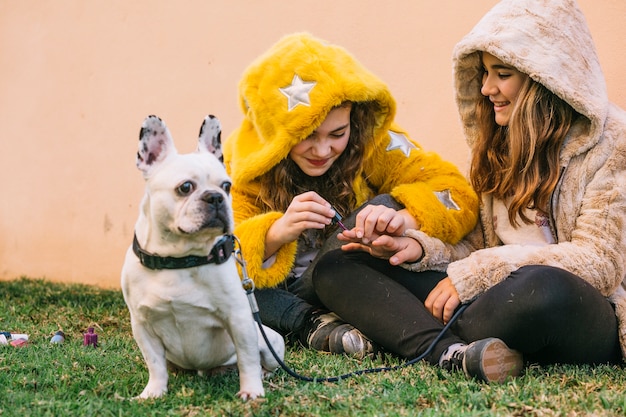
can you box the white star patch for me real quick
[434,189,461,211]
[279,74,317,111]
[386,131,417,157]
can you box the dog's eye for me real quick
[177,181,195,196]
[221,181,232,195]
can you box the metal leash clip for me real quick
[233,235,259,314]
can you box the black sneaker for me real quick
[328,323,378,359]
[304,312,344,351]
[439,338,523,383]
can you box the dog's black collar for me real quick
[132,234,235,270]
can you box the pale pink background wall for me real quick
[1,1,625,288]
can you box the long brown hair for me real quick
[470,76,580,225]
[256,101,380,221]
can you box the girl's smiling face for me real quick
[481,52,528,126]
[289,104,351,176]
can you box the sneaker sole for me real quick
[465,338,523,383]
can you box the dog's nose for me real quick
[202,191,224,205]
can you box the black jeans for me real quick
[313,249,622,366]
[255,194,403,340]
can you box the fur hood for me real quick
[225,32,395,184]
[453,0,607,155]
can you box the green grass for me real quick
[1,277,625,416]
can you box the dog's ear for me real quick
[197,114,223,162]
[137,115,178,176]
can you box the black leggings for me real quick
[254,194,403,338]
[313,250,622,366]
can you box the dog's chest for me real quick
[133,265,244,327]
[130,264,252,369]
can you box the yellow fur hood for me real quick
[225,32,395,184]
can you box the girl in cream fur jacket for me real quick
[314,0,626,382]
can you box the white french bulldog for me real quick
[121,114,284,400]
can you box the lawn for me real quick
[1,277,625,416]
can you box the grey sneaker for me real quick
[439,338,523,383]
[328,323,378,359]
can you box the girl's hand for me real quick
[264,191,335,257]
[352,206,418,244]
[424,277,460,324]
[338,232,424,265]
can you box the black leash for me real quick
[234,236,469,383]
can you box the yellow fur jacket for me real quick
[224,33,478,289]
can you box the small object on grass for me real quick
[10,338,28,347]
[50,330,65,344]
[83,327,98,347]
[1,332,29,345]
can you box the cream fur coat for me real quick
[404,0,626,359]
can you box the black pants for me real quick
[313,249,622,366]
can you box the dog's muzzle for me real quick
[200,190,231,232]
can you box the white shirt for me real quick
[492,198,555,245]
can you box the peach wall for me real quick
[1,1,625,288]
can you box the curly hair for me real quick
[470,76,581,226]
[256,101,380,231]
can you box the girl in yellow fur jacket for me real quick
[223,33,478,357]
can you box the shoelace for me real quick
[440,347,466,371]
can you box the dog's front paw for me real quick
[236,387,265,401]
[136,383,168,400]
